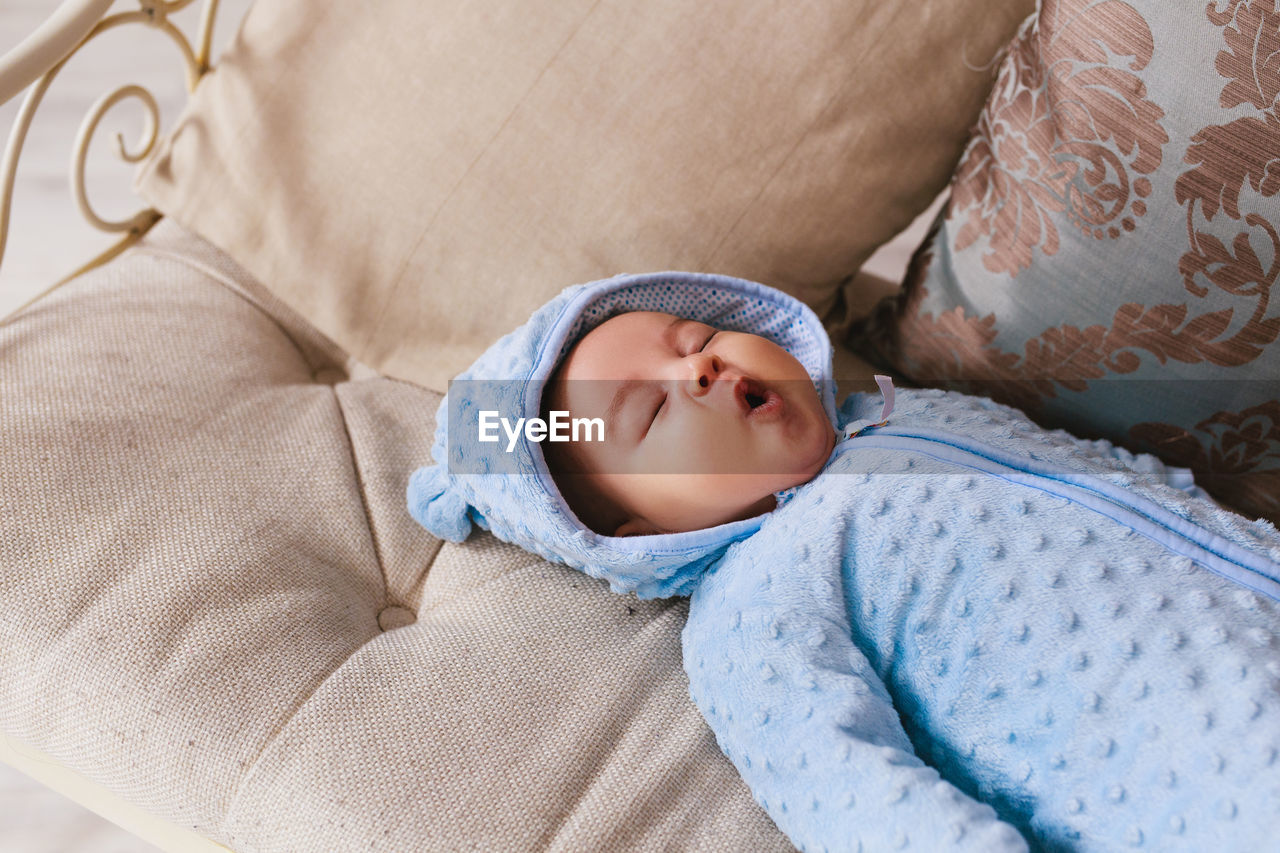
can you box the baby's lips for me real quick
[731,375,783,419]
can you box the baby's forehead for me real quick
[586,310,677,339]
[557,311,680,375]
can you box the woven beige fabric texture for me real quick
[135,0,1035,393]
[0,220,790,850]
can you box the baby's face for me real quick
[548,311,835,535]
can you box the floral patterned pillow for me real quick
[853,0,1280,525]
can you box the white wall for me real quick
[0,0,252,317]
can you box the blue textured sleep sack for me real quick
[406,271,1280,852]
[684,387,1280,852]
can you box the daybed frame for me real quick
[1,2,231,848]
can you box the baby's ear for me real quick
[613,517,663,537]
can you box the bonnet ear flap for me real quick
[407,464,473,543]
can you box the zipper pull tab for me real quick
[843,375,896,439]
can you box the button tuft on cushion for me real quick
[377,605,417,631]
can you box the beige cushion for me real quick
[136,0,1035,393]
[0,221,789,850]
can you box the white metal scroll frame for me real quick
[0,4,235,849]
[0,0,222,321]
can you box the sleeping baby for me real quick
[408,271,1280,852]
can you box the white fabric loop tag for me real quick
[843,374,896,439]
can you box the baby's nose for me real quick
[685,352,724,395]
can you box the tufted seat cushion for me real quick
[0,220,791,851]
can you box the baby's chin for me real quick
[670,460,830,531]
[661,490,780,534]
[785,419,837,484]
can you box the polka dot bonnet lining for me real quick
[530,272,834,421]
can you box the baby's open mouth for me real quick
[735,378,783,420]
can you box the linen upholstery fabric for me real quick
[134,0,1036,394]
[853,0,1280,525]
[0,221,791,851]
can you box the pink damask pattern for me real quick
[950,0,1168,276]
[1131,401,1280,522]
[857,0,1280,523]
[1174,1,1280,326]
[1151,0,1280,522]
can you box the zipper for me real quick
[833,423,1280,602]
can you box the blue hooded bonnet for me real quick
[406,271,838,599]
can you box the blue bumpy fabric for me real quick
[685,388,1280,852]
[408,272,1280,852]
